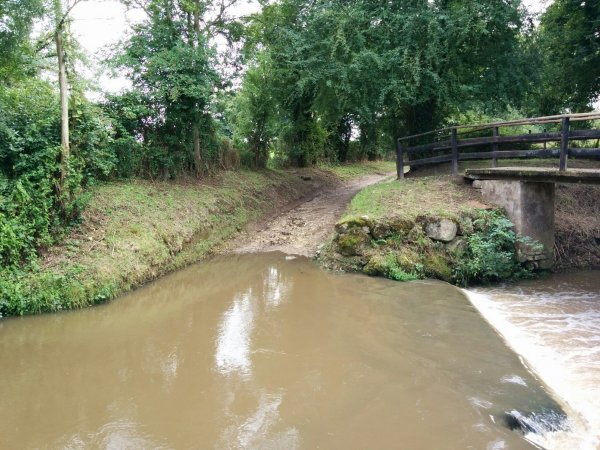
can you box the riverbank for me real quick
[407,159,600,271]
[0,162,395,317]
[319,164,600,285]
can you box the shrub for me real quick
[454,210,539,286]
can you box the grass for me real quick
[318,160,396,180]
[345,176,487,222]
[1,162,392,317]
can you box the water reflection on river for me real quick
[0,253,557,449]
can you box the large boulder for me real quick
[425,219,457,243]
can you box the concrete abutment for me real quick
[475,180,555,269]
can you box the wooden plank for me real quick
[560,116,570,171]
[569,129,600,139]
[404,140,452,154]
[456,132,562,147]
[459,149,560,160]
[570,148,600,157]
[408,148,599,168]
[408,154,453,167]
[465,167,600,184]
[398,112,600,143]
[451,128,458,175]
[404,130,600,154]
[404,132,563,153]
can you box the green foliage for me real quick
[240,0,531,165]
[535,0,600,113]
[230,55,278,168]
[0,76,107,268]
[109,1,222,177]
[454,210,537,286]
[0,79,61,266]
[70,100,117,181]
[381,253,421,282]
[0,0,43,80]
[0,266,119,317]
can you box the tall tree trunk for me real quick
[192,4,202,175]
[54,0,70,216]
[193,124,202,175]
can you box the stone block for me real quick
[425,219,457,242]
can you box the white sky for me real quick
[70,0,549,96]
[71,0,260,95]
[522,0,551,15]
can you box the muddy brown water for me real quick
[0,253,560,449]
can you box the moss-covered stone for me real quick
[336,229,370,256]
[371,222,393,240]
[389,217,414,234]
[425,218,458,242]
[363,254,388,276]
[396,247,422,272]
[335,215,373,234]
[447,237,467,255]
[406,225,428,246]
[320,175,545,286]
[423,252,453,282]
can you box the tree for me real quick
[241,0,531,165]
[0,0,43,81]
[53,0,77,213]
[231,54,278,168]
[112,0,245,176]
[537,0,600,112]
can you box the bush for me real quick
[454,210,538,286]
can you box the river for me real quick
[466,271,600,450]
[0,253,596,449]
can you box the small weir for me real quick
[0,253,594,449]
[466,271,600,450]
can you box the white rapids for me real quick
[464,271,600,450]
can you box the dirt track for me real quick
[230,172,394,257]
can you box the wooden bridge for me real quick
[395,112,600,179]
[395,112,600,269]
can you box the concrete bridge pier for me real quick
[474,180,555,269]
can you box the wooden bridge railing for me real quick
[396,112,600,179]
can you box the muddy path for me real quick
[229,172,395,257]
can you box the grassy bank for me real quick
[318,160,397,180]
[0,163,394,317]
[319,175,538,286]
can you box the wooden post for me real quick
[543,128,547,150]
[451,128,458,175]
[492,127,499,167]
[396,139,404,179]
[560,116,570,171]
